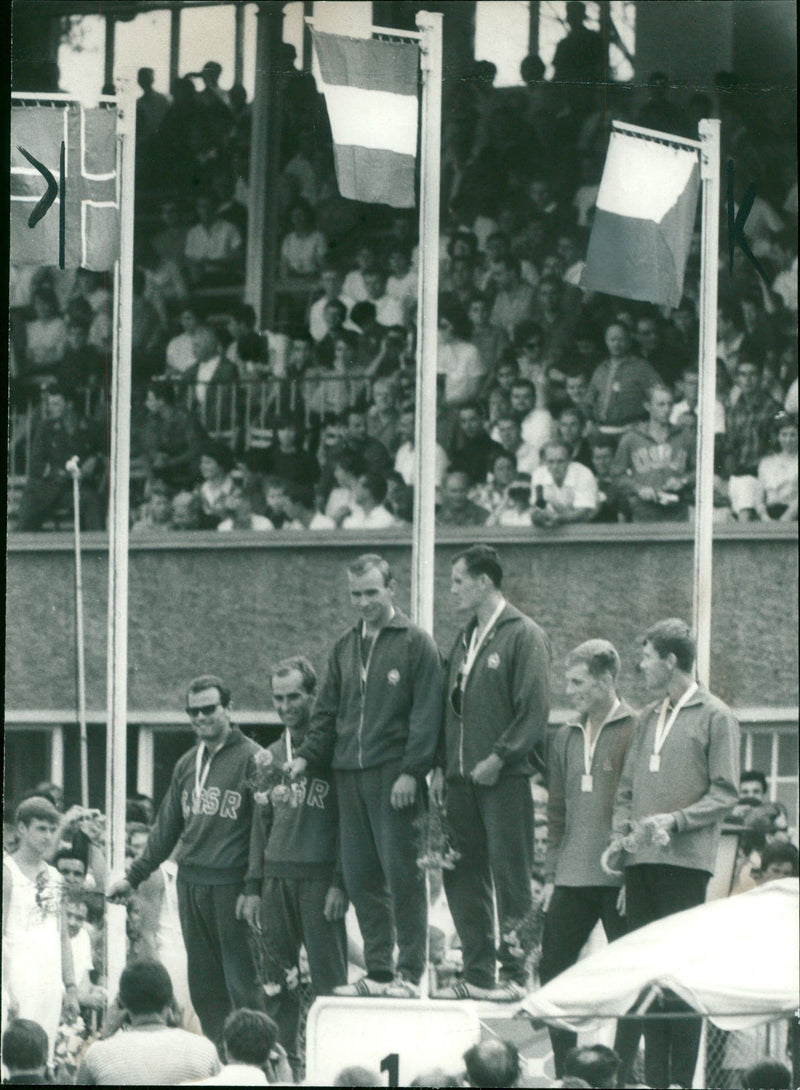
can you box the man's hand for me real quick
[643,812,678,835]
[106,877,133,904]
[430,768,446,807]
[616,885,626,916]
[636,485,658,502]
[470,753,503,787]
[390,773,417,810]
[541,883,555,914]
[238,894,262,931]
[286,756,308,779]
[323,886,348,921]
[62,986,80,1021]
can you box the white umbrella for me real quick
[523,878,799,1032]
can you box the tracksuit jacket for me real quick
[441,602,552,780]
[297,611,443,776]
[127,727,259,888]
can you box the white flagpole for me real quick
[66,456,90,808]
[692,119,721,686]
[105,75,136,999]
[411,11,442,638]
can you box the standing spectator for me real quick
[469,295,510,381]
[309,265,355,343]
[3,798,80,1060]
[366,380,402,456]
[166,306,201,378]
[541,641,637,1077]
[611,619,739,1090]
[490,256,536,339]
[436,470,490,528]
[280,201,327,279]
[184,194,243,286]
[438,302,486,409]
[385,246,418,322]
[435,546,551,1001]
[107,676,265,1046]
[725,360,783,520]
[341,408,393,478]
[612,384,695,522]
[181,325,239,433]
[289,555,443,998]
[363,269,405,328]
[531,441,599,527]
[1,1019,49,1085]
[635,312,684,387]
[135,67,169,146]
[249,416,320,487]
[590,437,630,523]
[756,412,797,521]
[557,406,594,468]
[493,414,541,477]
[242,657,348,1071]
[587,323,661,436]
[551,1,606,115]
[75,960,221,1085]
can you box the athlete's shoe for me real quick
[333,976,392,998]
[383,975,421,999]
[434,979,526,1002]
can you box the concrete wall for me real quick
[6,526,798,715]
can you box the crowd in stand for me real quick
[8,33,798,534]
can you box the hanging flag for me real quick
[312,29,419,208]
[581,128,700,308]
[10,104,119,270]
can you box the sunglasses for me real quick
[186,703,219,718]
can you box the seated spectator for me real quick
[530,276,580,371]
[184,193,243,286]
[366,379,402,455]
[196,443,237,527]
[635,311,685,387]
[448,402,505,486]
[283,481,335,530]
[132,379,205,493]
[436,470,489,527]
[490,255,536,338]
[182,325,240,430]
[752,840,799,885]
[261,476,291,528]
[670,366,726,435]
[725,360,784,520]
[333,1066,382,1088]
[394,403,449,490]
[556,232,586,287]
[224,304,267,376]
[564,1044,622,1089]
[740,769,768,802]
[217,475,275,532]
[366,324,408,381]
[768,229,798,315]
[469,295,509,383]
[17,385,104,531]
[717,297,747,380]
[341,407,392,477]
[61,313,106,389]
[557,406,593,468]
[472,450,520,516]
[315,299,350,367]
[343,245,376,303]
[131,481,174,533]
[172,491,203,530]
[363,268,405,328]
[23,286,67,384]
[512,320,547,385]
[1,1019,49,1085]
[309,264,355,342]
[280,200,327,278]
[249,416,320,486]
[385,245,418,321]
[385,471,413,524]
[324,449,362,521]
[350,300,384,369]
[587,322,661,435]
[493,413,541,476]
[340,472,397,529]
[75,959,220,1085]
[503,377,554,454]
[531,440,599,527]
[464,1039,523,1088]
[165,305,201,378]
[612,384,695,521]
[438,301,486,408]
[590,437,630,523]
[138,238,189,327]
[152,200,190,270]
[756,412,797,521]
[186,1009,291,1086]
[493,477,534,527]
[441,255,479,312]
[564,371,595,424]
[131,267,167,381]
[742,1060,792,1090]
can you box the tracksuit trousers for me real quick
[443,776,534,988]
[335,763,427,984]
[177,878,264,1047]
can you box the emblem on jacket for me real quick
[387,669,400,685]
[487,653,500,670]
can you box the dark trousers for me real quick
[18,480,104,531]
[540,885,638,1077]
[177,879,263,1047]
[260,875,347,1068]
[625,864,709,1089]
[335,764,427,984]
[443,776,534,988]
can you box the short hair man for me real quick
[1,1019,49,1084]
[740,769,768,802]
[540,640,638,1077]
[54,848,88,890]
[564,1044,622,1089]
[531,441,599,526]
[190,1009,292,1086]
[435,546,551,1001]
[448,403,505,486]
[289,556,443,997]
[611,619,740,1088]
[108,676,264,1046]
[463,1039,522,1088]
[242,657,348,1071]
[75,960,220,1084]
[437,470,489,527]
[587,323,661,434]
[754,840,799,883]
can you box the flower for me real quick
[285,966,300,991]
[255,748,275,769]
[253,791,270,806]
[263,982,281,997]
[271,784,291,805]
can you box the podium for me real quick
[304,997,481,1086]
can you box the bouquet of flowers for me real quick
[414,798,461,871]
[601,817,673,876]
[52,1014,88,1083]
[248,746,307,809]
[34,867,63,921]
[501,901,547,985]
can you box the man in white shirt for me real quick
[492,414,542,477]
[531,440,598,526]
[184,195,243,285]
[283,482,336,531]
[166,306,201,377]
[364,270,405,328]
[394,404,449,489]
[340,473,397,529]
[309,266,356,342]
[386,247,418,322]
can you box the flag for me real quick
[312,30,419,208]
[10,105,119,270]
[580,129,700,308]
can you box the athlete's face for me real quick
[565,662,609,719]
[348,567,395,629]
[450,559,486,616]
[271,668,314,733]
[18,818,59,860]
[639,640,672,694]
[186,686,230,747]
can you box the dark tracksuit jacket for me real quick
[440,602,552,987]
[612,423,695,521]
[126,727,262,1043]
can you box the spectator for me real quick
[166,305,202,378]
[531,276,580,371]
[136,66,169,147]
[557,406,594,468]
[590,437,630,523]
[670,366,727,436]
[469,295,510,381]
[742,1060,793,1090]
[493,477,534,527]
[131,266,167,380]
[463,1039,523,1087]
[636,71,691,137]
[768,229,798,314]
[512,320,547,385]
[385,245,418,320]
[438,302,486,408]
[473,450,522,516]
[1,1019,49,1085]
[340,472,397,529]
[58,312,105,390]
[182,325,240,427]
[437,470,490,527]
[341,408,393,478]
[280,200,327,279]
[385,471,413,524]
[172,490,203,530]
[333,1066,382,1088]
[753,840,799,885]
[188,1009,292,1086]
[564,1044,622,1089]
[64,892,105,1013]
[224,303,267,375]
[363,268,405,328]
[506,377,554,452]
[493,413,542,477]
[448,402,505,486]
[725,360,784,520]
[756,412,798,521]
[22,286,67,387]
[283,481,335,530]
[131,481,174,534]
[531,440,599,527]
[324,449,362,522]
[350,300,384,369]
[54,849,89,891]
[366,379,402,456]
[394,404,449,490]
[565,371,595,423]
[343,245,376,303]
[250,416,320,486]
[217,480,275,532]
[740,769,768,802]
[132,379,205,493]
[196,443,237,527]
[588,323,662,435]
[309,265,355,343]
[75,960,221,1085]
[184,194,243,286]
[635,312,684,386]
[490,256,536,339]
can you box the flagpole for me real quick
[66,456,90,809]
[105,75,136,1000]
[692,119,721,687]
[410,11,442,639]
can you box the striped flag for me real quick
[10,105,119,270]
[581,129,700,308]
[312,30,419,208]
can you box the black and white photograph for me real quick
[4,1,798,1085]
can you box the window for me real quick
[474,1,530,88]
[179,4,236,90]
[57,15,105,104]
[114,10,171,96]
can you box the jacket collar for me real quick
[566,697,636,731]
[462,601,520,646]
[643,682,709,716]
[351,609,410,635]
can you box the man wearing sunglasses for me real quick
[107,675,263,1046]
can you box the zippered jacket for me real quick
[297,611,444,775]
[127,727,259,888]
[441,603,551,781]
